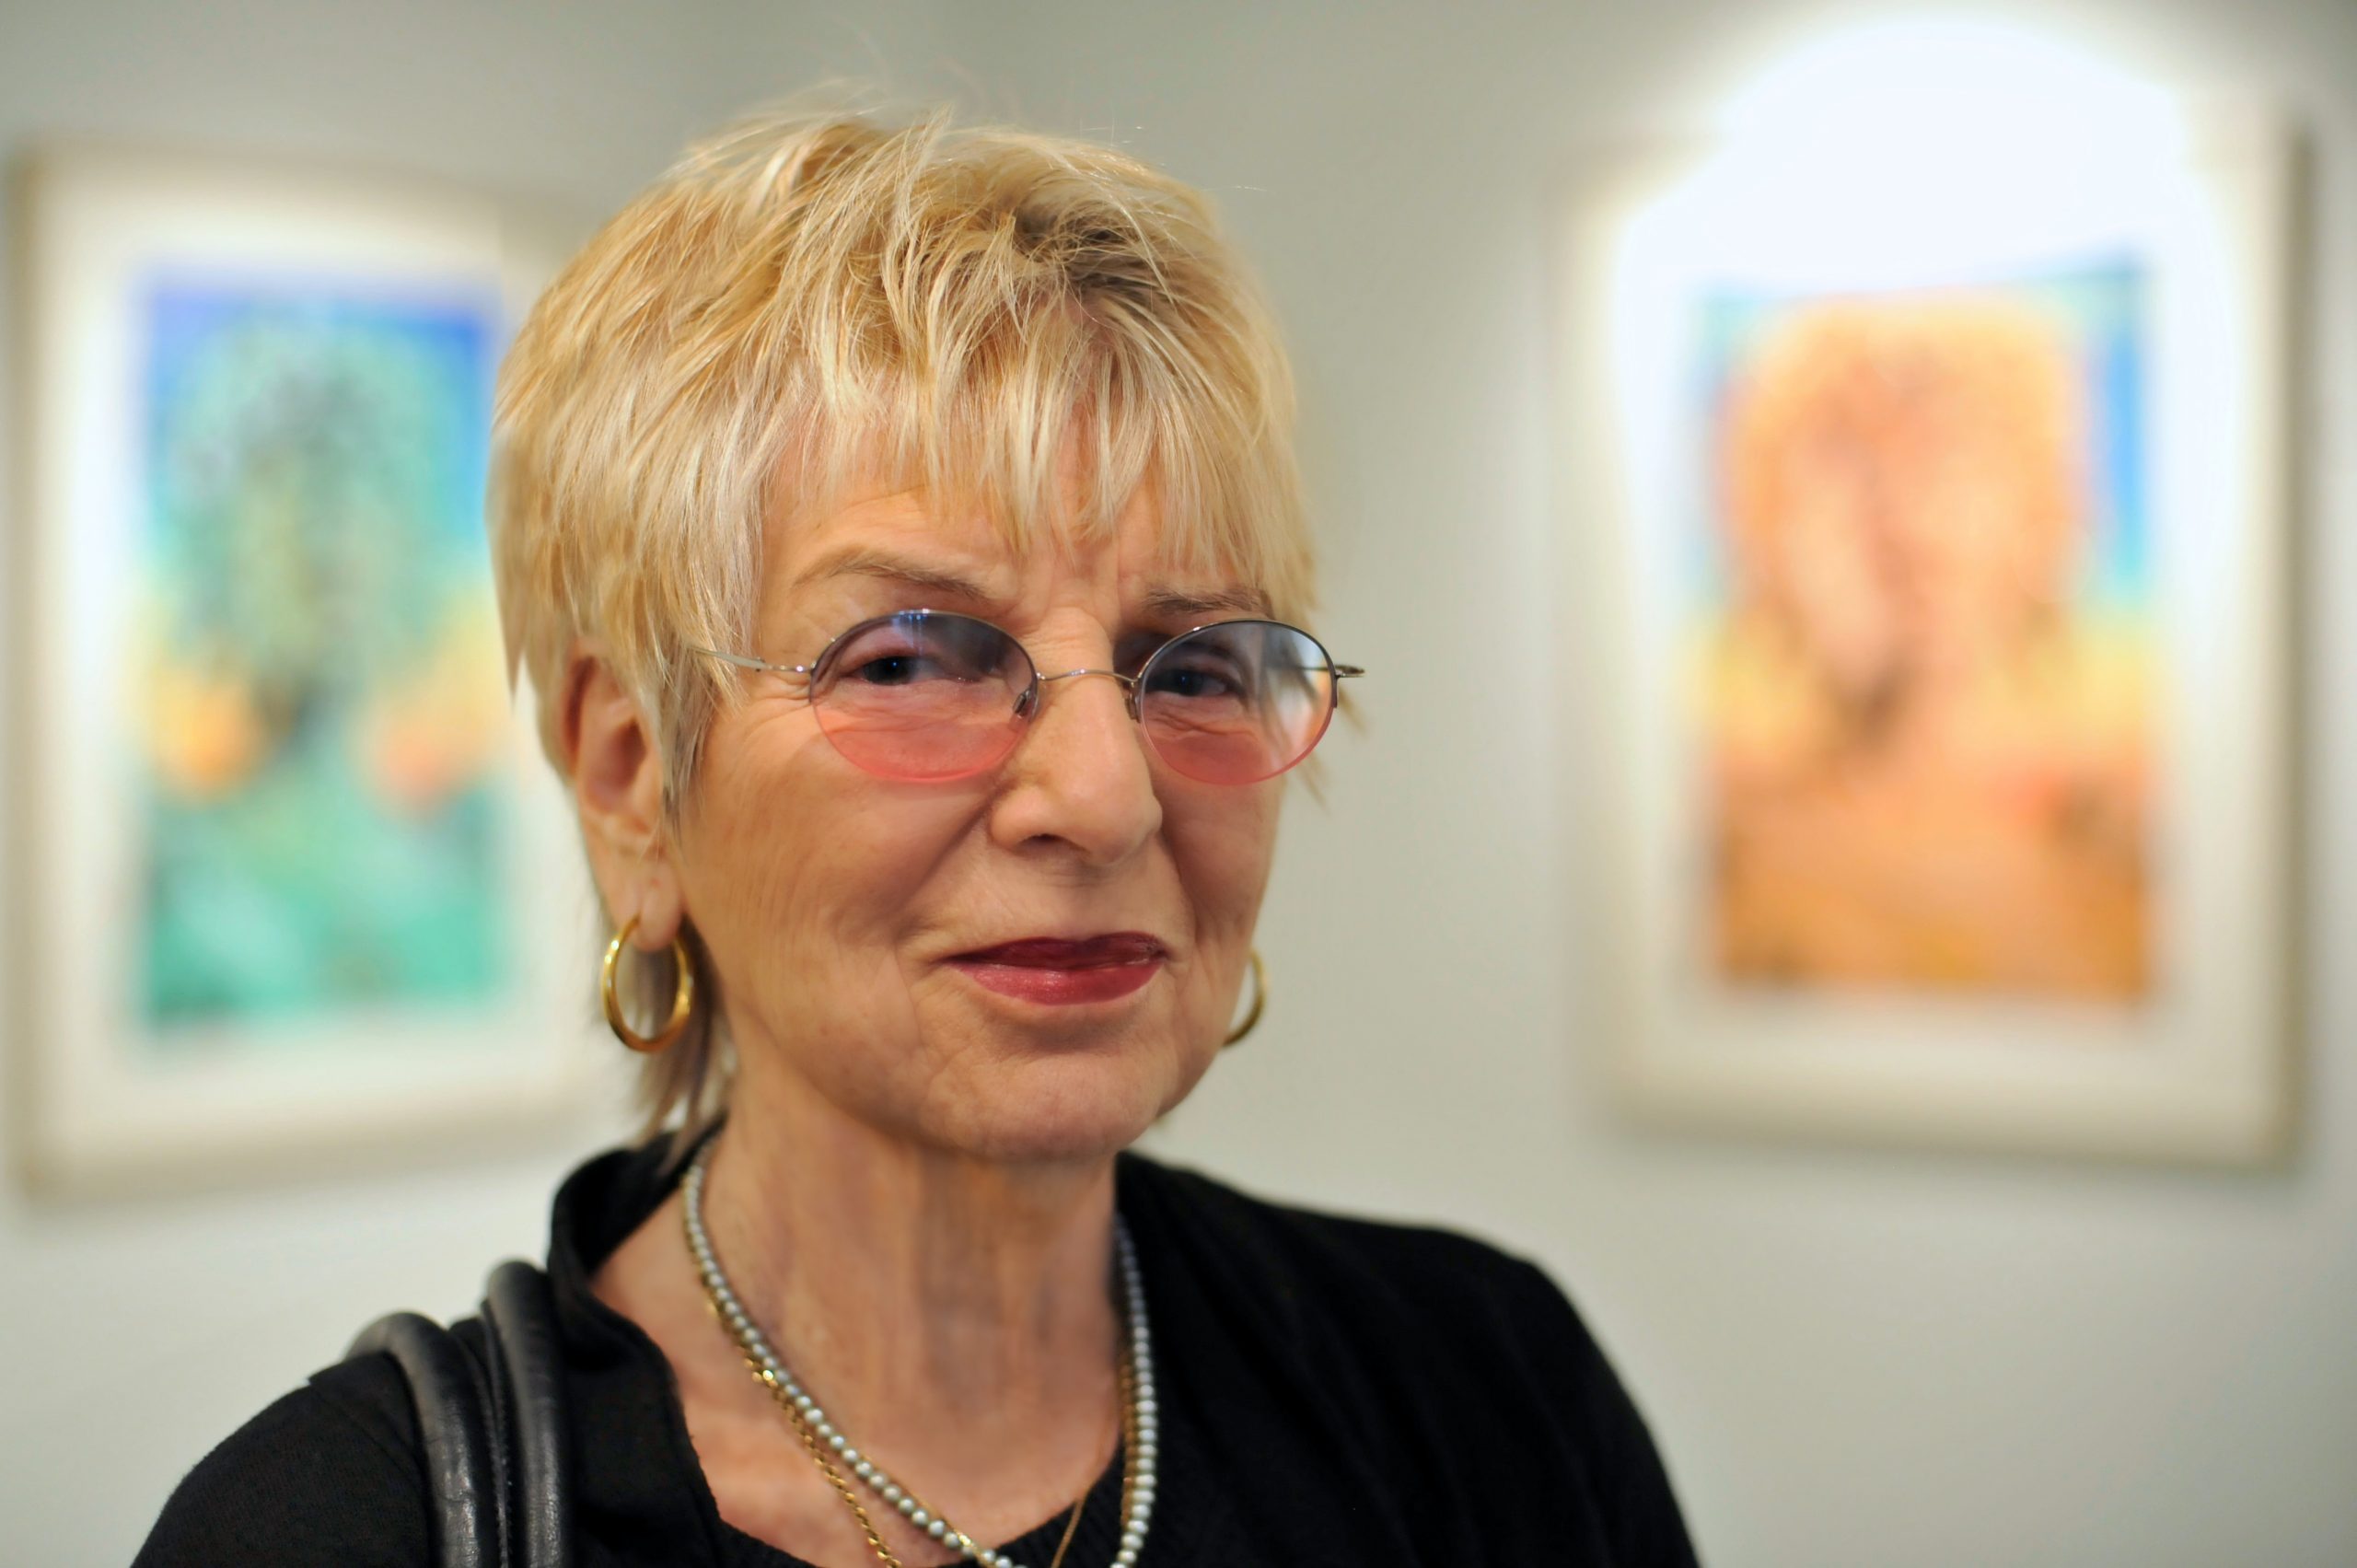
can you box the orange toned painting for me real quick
[1696,269,2154,1001]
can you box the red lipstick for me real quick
[947,934,1167,1006]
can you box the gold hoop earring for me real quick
[601,915,697,1053]
[1224,949,1266,1048]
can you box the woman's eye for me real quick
[849,649,994,685]
[1149,658,1248,700]
[850,653,928,684]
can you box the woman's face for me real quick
[674,484,1282,1165]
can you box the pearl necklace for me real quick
[681,1144,1159,1568]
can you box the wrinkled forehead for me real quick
[766,477,1276,624]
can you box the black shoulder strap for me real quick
[347,1309,502,1568]
[348,1260,575,1568]
[480,1260,576,1568]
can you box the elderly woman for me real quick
[135,108,1695,1568]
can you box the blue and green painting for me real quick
[135,278,515,1037]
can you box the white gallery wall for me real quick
[3,3,2352,1566]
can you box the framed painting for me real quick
[10,146,608,1193]
[1551,103,2296,1162]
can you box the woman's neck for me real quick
[695,1071,1124,1473]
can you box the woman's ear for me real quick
[559,637,685,947]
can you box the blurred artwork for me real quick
[1560,107,2293,1161]
[136,284,513,1033]
[1693,270,2152,1002]
[16,146,600,1192]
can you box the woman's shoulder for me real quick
[134,1340,435,1568]
[1120,1149,1586,1327]
[1120,1153,1698,1565]
[1119,1150,1643,1422]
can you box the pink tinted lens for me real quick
[810,612,1030,781]
[1138,621,1336,784]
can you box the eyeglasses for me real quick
[691,610,1363,785]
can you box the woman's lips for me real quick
[947,934,1167,1006]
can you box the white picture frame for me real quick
[1552,101,2296,1163]
[9,145,609,1194]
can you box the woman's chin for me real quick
[916,1047,1211,1168]
[929,1093,1161,1167]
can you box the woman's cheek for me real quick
[1173,786,1280,928]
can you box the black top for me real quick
[134,1138,1699,1567]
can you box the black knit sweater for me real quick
[134,1137,1698,1566]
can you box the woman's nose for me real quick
[987,668,1163,865]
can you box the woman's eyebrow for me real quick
[792,548,1016,606]
[1139,583,1273,620]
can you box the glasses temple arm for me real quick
[688,645,809,677]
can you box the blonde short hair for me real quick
[488,105,1314,1141]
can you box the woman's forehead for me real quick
[769,485,1271,617]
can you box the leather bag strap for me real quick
[347,1310,501,1568]
[481,1260,577,1568]
[348,1259,575,1568]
